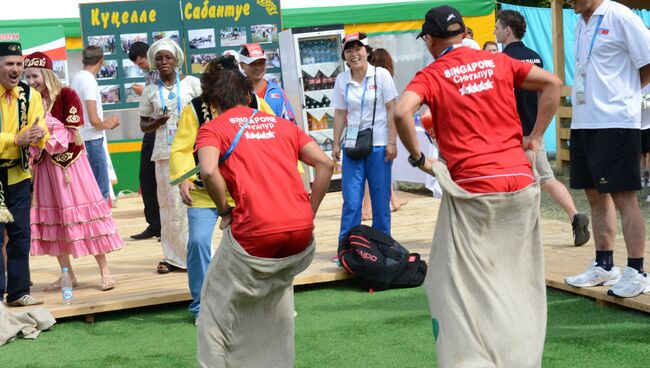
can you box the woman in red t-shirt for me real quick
[195,68,334,258]
[194,67,334,366]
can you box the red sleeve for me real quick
[508,57,534,88]
[59,88,84,128]
[296,125,314,151]
[405,68,435,106]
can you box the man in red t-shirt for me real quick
[393,5,562,367]
[396,8,561,193]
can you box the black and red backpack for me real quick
[337,225,427,291]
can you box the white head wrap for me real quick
[147,38,184,70]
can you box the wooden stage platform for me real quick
[14,191,650,320]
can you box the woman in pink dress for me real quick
[23,52,122,291]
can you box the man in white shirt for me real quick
[70,46,120,202]
[564,0,650,298]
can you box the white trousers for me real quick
[155,159,188,268]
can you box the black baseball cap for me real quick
[417,5,466,39]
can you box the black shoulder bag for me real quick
[345,68,377,160]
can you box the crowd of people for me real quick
[1,1,649,366]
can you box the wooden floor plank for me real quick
[9,191,650,319]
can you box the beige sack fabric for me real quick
[197,226,315,368]
[426,161,546,368]
[0,304,56,346]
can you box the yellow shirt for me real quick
[170,97,275,208]
[0,84,48,185]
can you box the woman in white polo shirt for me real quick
[332,33,399,243]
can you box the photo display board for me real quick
[180,0,281,83]
[80,0,281,111]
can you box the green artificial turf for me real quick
[2,283,649,367]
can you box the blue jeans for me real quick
[85,137,110,202]
[187,207,218,318]
[339,146,392,241]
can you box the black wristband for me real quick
[408,152,426,168]
[218,206,232,217]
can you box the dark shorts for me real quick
[641,129,650,154]
[570,128,641,193]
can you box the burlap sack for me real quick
[0,304,56,346]
[426,161,546,368]
[197,226,315,368]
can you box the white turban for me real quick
[147,38,184,70]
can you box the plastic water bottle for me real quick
[61,267,74,305]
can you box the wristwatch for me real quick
[218,206,233,217]
[408,152,426,168]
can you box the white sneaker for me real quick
[607,267,650,298]
[565,263,622,288]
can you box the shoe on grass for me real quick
[607,267,650,298]
[572,213,590,247]
[7,294,44,307]
[565,262,621,288]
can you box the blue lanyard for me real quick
[577,15,604,63]
[439,46,454,57]
[438,43,462,58]
[158,73,181,116]
[220,109,258,164]
[344,74,370,125]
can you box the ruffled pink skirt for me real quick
[30,152,123,258]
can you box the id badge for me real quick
[167,122,177,145]
[345,122,360,148]
[574,65,587,105]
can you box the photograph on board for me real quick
[264,73,281,86]
[87,35,116,55]
[124,83,140,103]
[97,59,118,80]
[153,30,181,45]
[251,24,278,44]
[120,33,148,53]
[189,29,216,49]
[265,49,281,68]
[52,60,68,82]
[122,58,144,78]
[190,53,217,74]
[220,26,247,47]
[99,85,120,104]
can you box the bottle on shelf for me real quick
[322,96,331,108]
[306,76,315,91]
[313,72,322,91]
[61,267,74,305]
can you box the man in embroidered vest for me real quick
[0,42,49,307]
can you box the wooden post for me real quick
[552,0,566,169]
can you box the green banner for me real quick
[80,0,282,111]
[282,0,495,29]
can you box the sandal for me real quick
[101,278,116,291]
[157,261,180,274]
[391,197,409,212]
[44,276,78,292]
